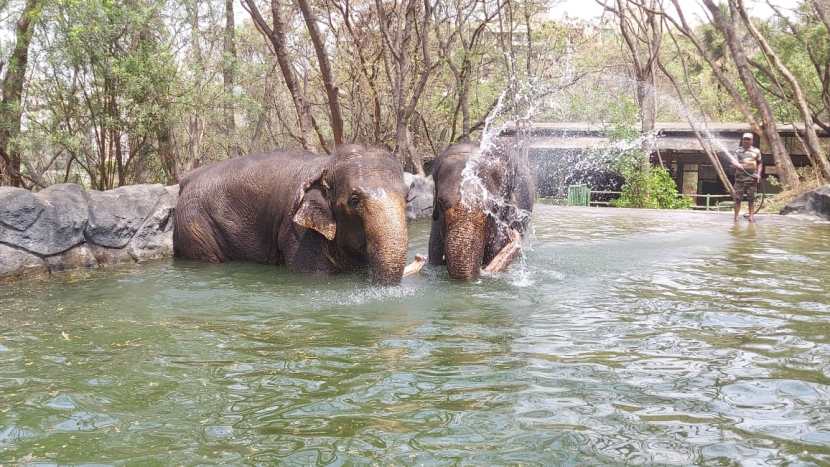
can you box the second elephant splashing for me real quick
[429,142,535,280]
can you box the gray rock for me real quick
[0,184,88,256]
[85,184,168,248]
[127,189,177,262]
[404,172,434,220]
[88,244,135,266]
[165,184,179,198]
[0,244,48,280]
[45,244,98,273]
[0,188,45,231]
[781,185,830,220]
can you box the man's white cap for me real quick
[741,132,753,139]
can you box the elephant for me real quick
[428,142,534,280]
[174,144,410,284]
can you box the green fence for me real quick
[567,184,591,206]
[558,186,766,211]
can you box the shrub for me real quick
[612,149,690,209]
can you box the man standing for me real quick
[731,133,763,223]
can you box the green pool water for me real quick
[1,206,829,465]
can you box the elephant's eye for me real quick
[348,193,361,208]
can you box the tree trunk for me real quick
[376,0,432,174]
[0,0,42,187]
[702,0,800,189]
[612,0,659,133]
[737,0,830,181]
[460,73,471,137]
[243,0,314,150]
[296,0,344,146]
[223,0,237,143]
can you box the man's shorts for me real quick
[733,179,757,201]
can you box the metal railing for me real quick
[546,187,770,211]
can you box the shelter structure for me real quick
[500,122,828,201]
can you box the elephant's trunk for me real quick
[363,194,408,285]
[444,207,487,280]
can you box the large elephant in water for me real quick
[174,145,409,284]
[429,142,534,280]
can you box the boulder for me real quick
[127,188,177,262]
[0,183,179,282]
[0,184,88,256]
[88,244,135,266]
[780,185,830,220]
[85,184,168,248]
[404,172,434,220]
[0,244,48,280]
[45,244,98,273]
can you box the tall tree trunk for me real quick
[737,0,830,181]
[611,0,659,133]
[187,0,204,168]
[813,0,830,31]
[157,123,177,184]
[296,0,344,146]
[223,0,237,142]
[0,0,42,187]
[243,0,314,150]
[702,0,800,189]
[376,0,433,175]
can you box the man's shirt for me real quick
[734,146,762,183]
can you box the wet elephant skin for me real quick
[429,143,534,280]
[174,145,408,285]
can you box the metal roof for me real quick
[501,121,830,138]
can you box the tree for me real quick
[433,0,503,142]
[223,0,237,142]
[296,0,345,146]
[242,0,317,150]
[736,0,830,181]
[0,0,43,187]
[376,0,437,174]
[600,0,662,133]
[659,0,800,188]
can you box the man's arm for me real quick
[730,150,742,169]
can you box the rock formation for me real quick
[0,184,178,281]
[404,172,434,220]
[780,185,830,220]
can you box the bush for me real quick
[612,149,691,209]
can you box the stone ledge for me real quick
[0,183,179,282]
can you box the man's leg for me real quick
[746,184,757,223]
[733,187,742,222]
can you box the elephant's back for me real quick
[180,150,320,187]
[175,149,329,263]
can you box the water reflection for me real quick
[1,206,829,464]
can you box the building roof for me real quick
[501,121,829,137]
[501,121,830,154]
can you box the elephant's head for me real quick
[293,144,408,285]
[431,142,534,280]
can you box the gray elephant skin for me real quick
[174,145,409,284]
[428,142,534,280]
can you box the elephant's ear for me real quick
[293,187,336,240]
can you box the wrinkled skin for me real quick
[174,145,408,285]
[429,142,534,280]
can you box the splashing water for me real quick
[458,68,753,283]
[456,79,542,283]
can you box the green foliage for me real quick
[606,98,690,209]
[613,155,691,209]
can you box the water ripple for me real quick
[1,207,829,464]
